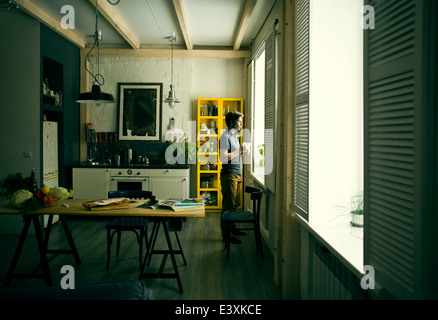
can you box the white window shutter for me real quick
[293,0,310,220]
[265,28,278,193]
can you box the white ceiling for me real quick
[4,0,276,50]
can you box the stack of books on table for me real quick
[159,198,205,211]
[138,198,205,211]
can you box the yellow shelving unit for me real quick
[197,98,243,212]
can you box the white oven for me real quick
[109,168,149,192]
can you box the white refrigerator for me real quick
[43,121,59,227]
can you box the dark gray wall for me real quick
[0,11,80,234]
[40,24,80,189]
[0,11,41,234]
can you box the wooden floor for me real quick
[0,212,283,300]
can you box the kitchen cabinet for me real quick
[73,168,110,199]
[149,168,189,199]
[72,167,189,200]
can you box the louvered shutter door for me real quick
[293,0,309,220]
[364,0,425,299]
[265,29,277,193]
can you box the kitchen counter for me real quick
[73,163,191,199]
[75,162,190,169]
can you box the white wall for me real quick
[191,58,244,99]
[88,56,244,139]
[88,56,193,138]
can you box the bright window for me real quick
[294,0,365,271]
[250,45,266,185]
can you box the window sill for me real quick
[296,214,364,279]
[249,172,265,188]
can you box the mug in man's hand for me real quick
[242,142,251,155]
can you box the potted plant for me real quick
[112,142,124,165]
[350,192,364,228]
[257,144,265,167]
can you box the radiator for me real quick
[312,241,365,300]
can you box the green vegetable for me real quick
[10,189,33,208]
[0,173,31,199]
[49,187,73,201]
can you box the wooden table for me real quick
[0,199,205,293]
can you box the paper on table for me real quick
[82,198,130,209]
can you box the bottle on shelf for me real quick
[30,168,38,193]
[44,78,50,95]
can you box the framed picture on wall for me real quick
[118,82,163,141]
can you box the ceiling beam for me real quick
[233,0,257,51]
[86,48,251,59]
[11,0,87,48]
[172,0,193,50]
[90,0,140,49]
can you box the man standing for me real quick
[219,111,248,244]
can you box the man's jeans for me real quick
[220,173,242,240]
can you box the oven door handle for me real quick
[110,177,148,181]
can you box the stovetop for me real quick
[77,162,189,169]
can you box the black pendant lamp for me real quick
[77,84,115,104]
[76,0,114,105]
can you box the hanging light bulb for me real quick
[164,34,181,108]
[76,0,114,105]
